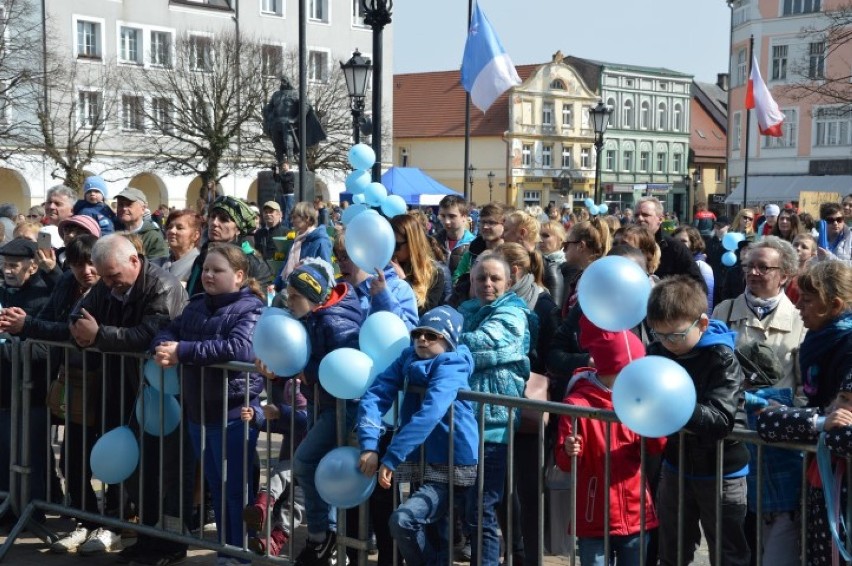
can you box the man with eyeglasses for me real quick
[818,202,852,261]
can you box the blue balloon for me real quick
[252,308,311,376]
[143,359,180,395]
[359,312,410,373]
[589,205,600,215]
[345,210,394,274]
[584,198,595,208]
[578,256,652,332]
[380,194,407,218]
[315,446,377,509]
[342,203,368,225]
[319,348,375,400]
[722,232,745,252]
[348,144,376,171]
[598,203,609,215]
[345,170,371,195]
[612,356,697,438]
[135,386,181,436]
[721,251,738,267]
[365,182,388,207]
[352,193,366,205]
[90,426,139,484]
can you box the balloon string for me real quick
[361,417,387,437]
[623,330,634,364]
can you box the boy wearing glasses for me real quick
[358,305,478,566]
[646,276,751,566]
[818,202,852,261]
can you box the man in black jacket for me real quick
[254,200,288,260]
[71,234,189,564]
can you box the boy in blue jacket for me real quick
[358,305,478,566]
[72,175,117,235]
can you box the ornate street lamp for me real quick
[588,100,612,204]
[362,0,393,181]
[468,164,475,195]
[487,171,495,204]
[340,49,372,144]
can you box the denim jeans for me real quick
[292,402,357,538]
[467,443,508,566]
[188,419,259,548]
[389,482,468,566]
[577,534,645,566]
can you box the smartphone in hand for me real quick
[37,231,53,250]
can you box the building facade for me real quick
[690,77,729,218]
[0,0,392,212]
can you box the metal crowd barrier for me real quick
[0,337,827,565]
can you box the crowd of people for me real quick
[0,179,851,566]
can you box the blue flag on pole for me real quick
[460,2,521,113]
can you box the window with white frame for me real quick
[150,31,172,67]
[561,146,571,168]
[814,107,851,146]
[783,0,820,16]
[352,0,367,26]
[562,104,572,128]
[309,0,328,22]
[580,147,590,169]
[262,44,283,78]
[605,150,615,170]
[623,99,633,129]
[76,19,102,59]
[606,97,616,127]
[542,145,552,168]
[151,97,173,133]
[672,153,682,173]
[261,0,283,16]
[657,102,667,130]
[119,26,142,64]
[623,150,633,171]
[542,102,554,127]
[522,144,531,166]
[640,101,650,129]
[308,49,329,82]
[639,151,650,172]
[656,152,667,173]
[121,94,144,132]
[735,48,747,87]
[522,190,541,205]
[763,109,797,148]
[771,45,788,80]
[733,112,742,150]
[673,103,683,131]
[808,41,825,79]
[189,35,213,71]
[77,90,102,128]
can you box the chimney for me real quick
[717,73,729,91]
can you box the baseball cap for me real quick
[115,187,148,204]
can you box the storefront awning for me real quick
[725,175,852,205]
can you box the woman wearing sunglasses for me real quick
[816,202,852,262]
[389,213,451,316]
[731,209,757,242]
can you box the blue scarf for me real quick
[800,311,852,403]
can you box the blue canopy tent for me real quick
[340,167,462,206]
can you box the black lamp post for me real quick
[340,49,372,144]
[683,174,692,223]
[362,0,392,182]
[487,171,495,204]
[588,100,612,204]
[468,164,475,196]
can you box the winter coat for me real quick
[72,200,117,235]
[647,321,750,477]
[555,370,665,537]
[254,221,288,260]
[654,231,707,291]
[186,240,272,297]
[273,226,333,290]
[824,225,852,262]
[358,345,479,473]
[542,251,566,309]
[151,287,265,424]
[353,265,419,330]
[301,282,366,409]
[459,291,531,444]
[436,229,475,275]
[135,220,169,261]
[421,259,451,317]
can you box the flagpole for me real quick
[742,35,754,210]
[463,0,473,202]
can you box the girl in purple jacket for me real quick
[152,243,265,559]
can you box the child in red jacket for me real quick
[554,315,666,565]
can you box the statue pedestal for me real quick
[257,169,317,204]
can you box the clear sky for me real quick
[392,0,732,84]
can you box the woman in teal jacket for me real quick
[458,254,532,566]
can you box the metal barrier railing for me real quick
[0,337,824,565]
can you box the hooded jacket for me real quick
[555,370,666,537]
[135,220,169,261]
[151,287,265,424]
[648,319,750,477]
[352,265,419,331]
[436,229,475,275]
[72,200,117,235]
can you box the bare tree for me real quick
[782,3,852,111]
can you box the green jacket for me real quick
[138,220,169,260]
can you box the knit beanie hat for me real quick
[210,196,256,235]
[764,204,780,218]
[83,175,108,199]
[287,258,335,305]
[411,305,464,351]
[578,315,645,377]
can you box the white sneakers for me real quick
[50,525,90,554]
[77,527,122,555]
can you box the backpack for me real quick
[720,299,784,390]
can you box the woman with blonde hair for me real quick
[731,209,757,241]
[390,213,450,316]
[561,218,611,315]
[539,220,567,306]
[503,210,540,252]
[614,225,661,277]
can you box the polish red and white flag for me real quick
[745,54,784,137]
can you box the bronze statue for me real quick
[262,76,327,166]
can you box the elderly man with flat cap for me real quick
[115,187,169,263]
